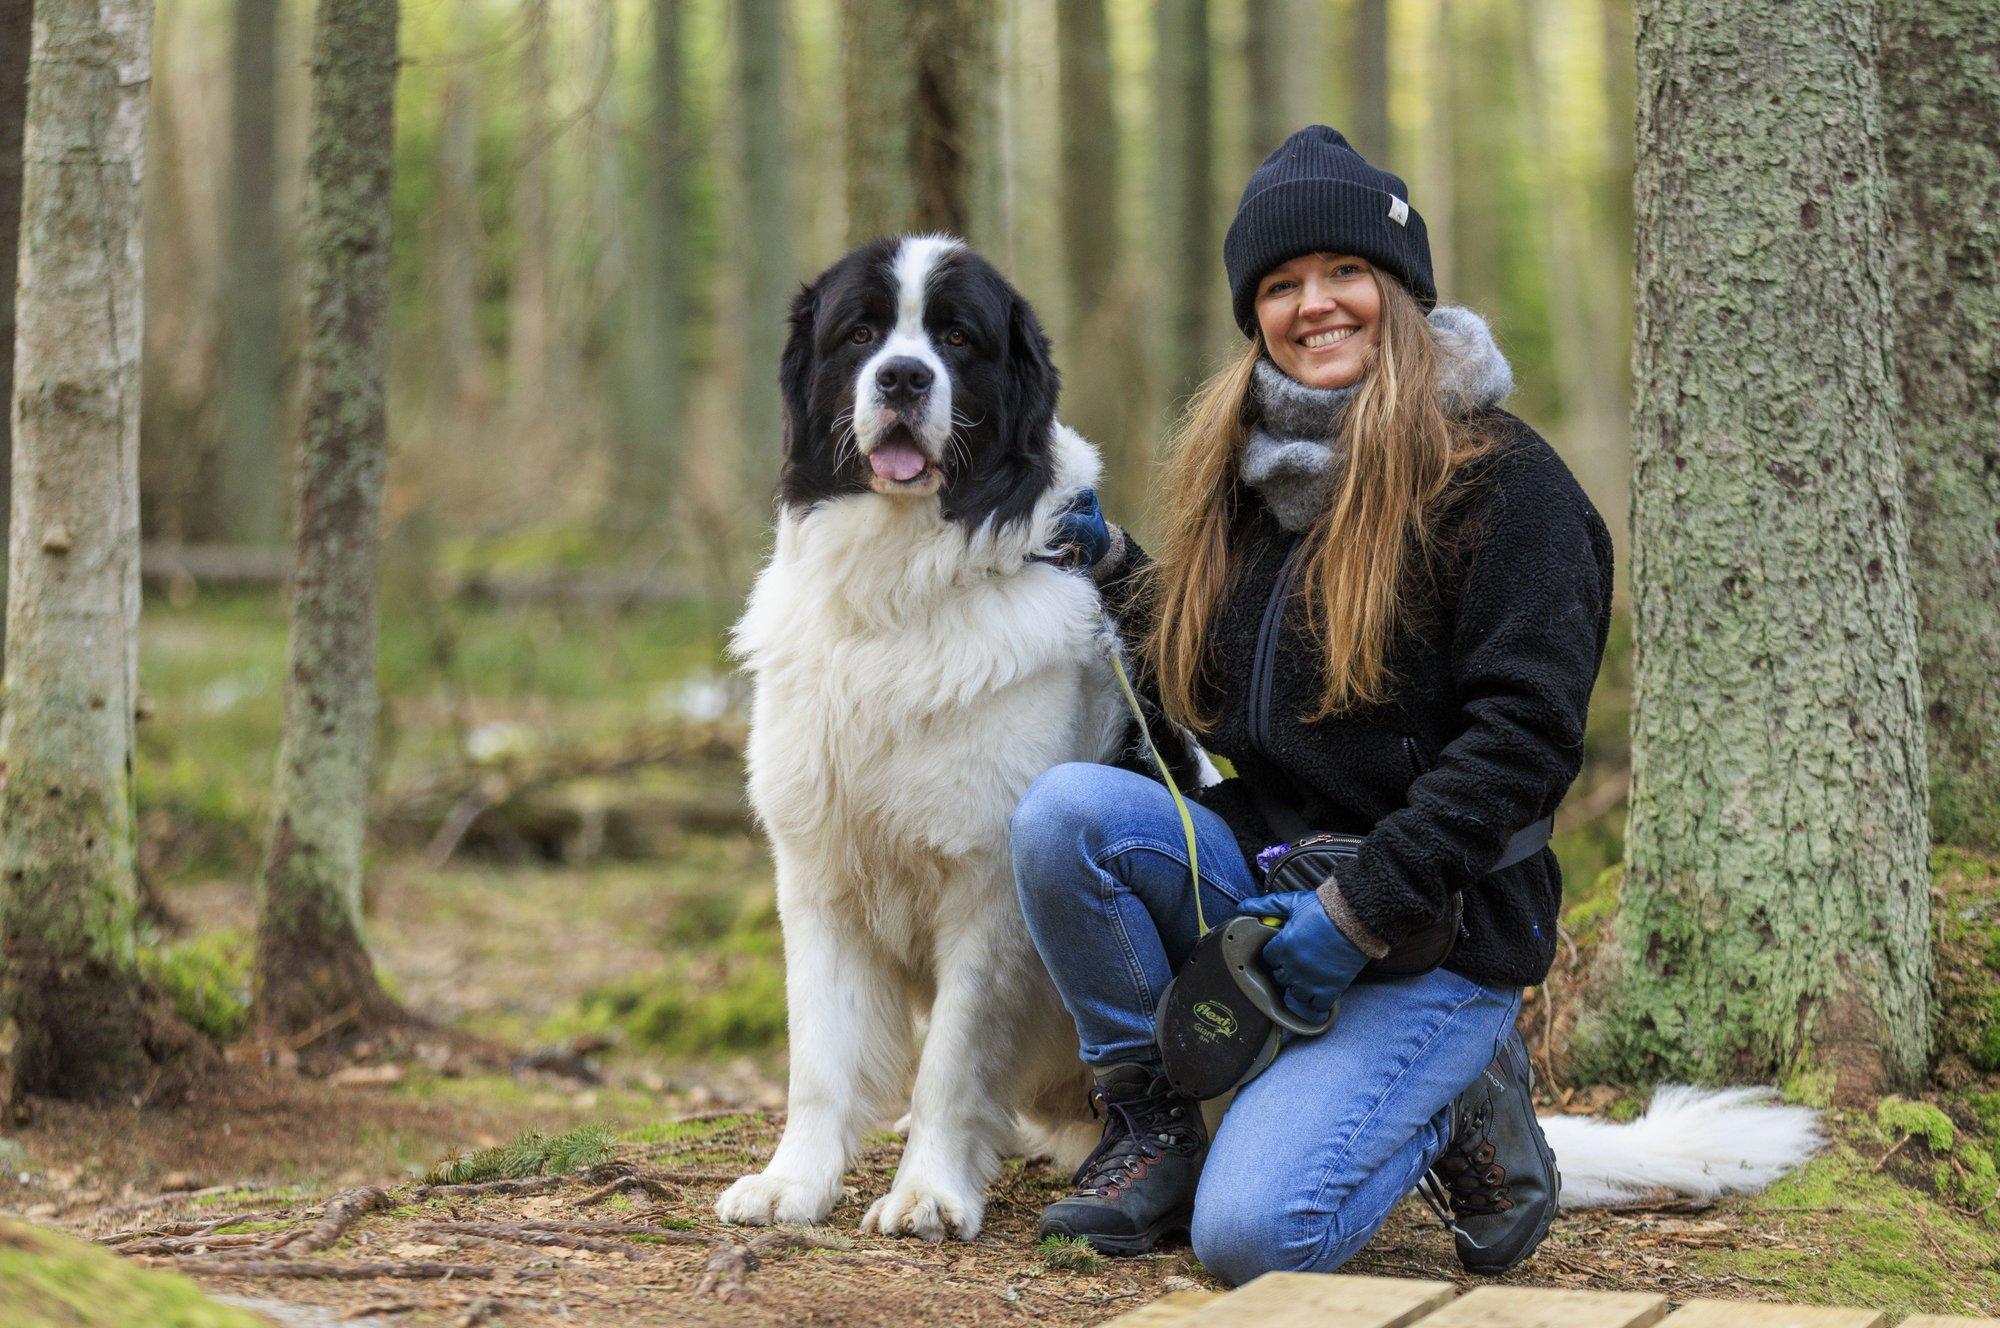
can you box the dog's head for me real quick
[776,234,1060,532]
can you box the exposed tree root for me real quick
[268,1185,393,1254]
[448,1218,708,1242]
[574,1174,679,1206]
[416,1222,658,1258]
[99,1207,293,1245]
[163,1258,497,1280]
[696,1229,848,1302]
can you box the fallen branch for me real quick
[574,1175,679,1206]
[269,1186,394,1254]
[164,1258,497,1281]
[417,1222,655,1258]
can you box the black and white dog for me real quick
[716,233,1824,1244]
[715,235,1184,1241]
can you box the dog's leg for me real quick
[716,871,912,1228]
[860,877,1040,1242]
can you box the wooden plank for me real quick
[1098,1290,1225,1328]
[1664,1303,1884,1328]
[1179,1273,1458,1328]
[1416,1286,1671,1328]
[1898,1319,2000,1328]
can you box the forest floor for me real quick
[8,593,2000,1326]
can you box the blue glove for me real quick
[1236,890,1369,1022]
[1050,487,1111,570]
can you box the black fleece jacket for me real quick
[1099,407,1614,989]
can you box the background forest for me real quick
[3,0,1998,1323]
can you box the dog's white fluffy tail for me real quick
[1540,1085,1824,1209]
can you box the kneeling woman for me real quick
[1012,126,1613,1281]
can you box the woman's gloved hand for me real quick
[1050,487,1112,570]
[1235,889,1369,1022]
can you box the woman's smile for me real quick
[1256,252,1383,389]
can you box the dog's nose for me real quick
[875,357,934,403]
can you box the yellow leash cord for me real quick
[1106,647,1209,937]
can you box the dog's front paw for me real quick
[715,1169,842,1226]
[858,1177,983,1242]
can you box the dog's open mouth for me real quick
[866,425,942,496]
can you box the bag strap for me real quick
[1250,773,1554,875]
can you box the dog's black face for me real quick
[777,235,1060,532]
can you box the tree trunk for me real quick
[0,0,30,664]
[219,0,286,546]
[910,0,993,238]
[1346,0,1390,163]
[506,0,553,421]
[1152,0,1213,409]
[839,0,913,241]
[732,0,793,511]
[1,0,201,1101]
[1582,0,1931,1096]
[1245,0,1311,161]
[253,0,404,1038]
[1879,0,2000,852]
[434,0,484,417]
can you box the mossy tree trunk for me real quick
[253,0,404,1039]
[732,0,793,510]
[218,0,286,546]
[0,0,29,664]
[0,0,199,1101]
[1582,0,1932,1096]
[1879,0,2000,853]
[1152,0,1212,409]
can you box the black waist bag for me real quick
[1251,783,1554,979]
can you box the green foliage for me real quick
[1035,1234,1106,1275]
[138,930,252,1043]
[630,1114,753,1146]
[423,1122,617,1186]
[0,1218,268,1328]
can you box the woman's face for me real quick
[1254,252,1382,389]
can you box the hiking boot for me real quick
[1035,1062,1207,1255]
[1419,1024,1560,1275]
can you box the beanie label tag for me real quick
[1387,194,1410,227]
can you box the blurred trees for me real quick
[1879,0,2000,853]
[254,0,405,1037]
[0,0,27,661]
[0,0,205,1100]
[732,0,793,515]
[1152,0,1213,409]
[1587,0,1931,1095]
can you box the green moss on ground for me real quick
[0,1218,267,1328]
[139,930,251,1043]
[1689,1138,2000,1312]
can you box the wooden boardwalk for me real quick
[1101,1276,2000,1328]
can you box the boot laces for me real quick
[1419,1101,1513,1239]
[1067,1084,1196,1197]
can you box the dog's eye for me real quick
[943,328,968,347]
[849,326,874,345]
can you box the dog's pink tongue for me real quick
[869,440,928,482]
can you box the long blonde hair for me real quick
[1141,272,1498,732]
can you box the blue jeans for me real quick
[1010,761,1522,1283]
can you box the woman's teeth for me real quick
[1301,328,1355,350]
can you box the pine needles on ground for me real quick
[423,1123,617,1186]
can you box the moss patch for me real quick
[138,930,251,1044]
[0,1218,267,1328]
[1689,1136,2000,1311]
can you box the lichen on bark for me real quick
[1579,0,1933,1095]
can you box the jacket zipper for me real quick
[1246,537,1305,767]
[1403,734,1430,780]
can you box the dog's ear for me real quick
[778,278,819,460]
[1005,292,1059,456]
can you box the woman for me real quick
[1011,126,1614,1282]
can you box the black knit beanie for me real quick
[1223,125,1436,335]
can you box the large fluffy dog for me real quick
[717,233,1825,1246]
[716,235,1171,1241]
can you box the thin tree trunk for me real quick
[507,0,553,421]
[435,0,484,416]
[1346,0,1390,162]
[1153,0,1212,408]
[732,0,793,511]
[219,0,286,546]
[1410,0,1453,300]
[0,0,30,664]
[253,0,404,1038]
[1585,0,1931,1096]
[1,0,203,1101]
[1879,0,2000,852]
[839,0,913,241]
[1245,0,1308,160]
